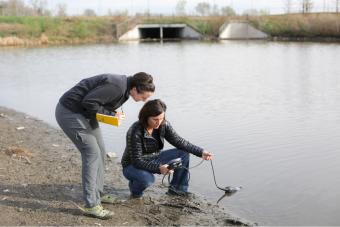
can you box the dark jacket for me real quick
[59,74,132,119]
[121,121,204,174]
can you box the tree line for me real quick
[0,0,339,17]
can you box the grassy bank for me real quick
[248,13,340,39]
[1,13,340,46]
[0,16,124,45]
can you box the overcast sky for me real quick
[26,0,334,16]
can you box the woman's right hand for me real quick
[159,164,174,175]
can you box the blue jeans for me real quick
[122,149,190,197]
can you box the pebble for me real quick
[18,208,24,212]
[52,144,60,147]
[106,152,117,159]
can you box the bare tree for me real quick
[283,0,293,14]
[211,4,219,15]
[106,9,128,16]
[336,0,339,12]
[0,1,6,16]
[301,0,313,13]
[56,3,67,17]
[7,0,32,16]
[83,8,96,16]
[195,2,211,16]
[30,0,49,16]
[220,6,236,16]
[175,0,186,16]
[242,8,259,16]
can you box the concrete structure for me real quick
[119,24,202,41]
[219,21,268,40]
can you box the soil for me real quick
[0,106,252,226]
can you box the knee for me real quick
[178,150,190,163]
[139,172,155,188]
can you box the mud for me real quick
[0,106,253,226]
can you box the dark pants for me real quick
[122,149,190,197]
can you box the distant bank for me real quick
[1,13,340,46]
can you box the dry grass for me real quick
[1,13,340,46]
[249,13,340,38]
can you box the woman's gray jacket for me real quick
[121,121,203,174]
[59,74,131,119]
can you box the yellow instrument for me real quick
[96,112,125,127]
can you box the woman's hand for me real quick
[202,150,213,160]
[115,111,126,120]
[159,164,174,175]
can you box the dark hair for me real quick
[139,99,167,128]
[131,72,155,93]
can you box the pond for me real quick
[1,41,340,225]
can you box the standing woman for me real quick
[121,99,213,199]
[55,72,155,219]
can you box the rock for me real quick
[18,207,24,212]
[106,152,117,159]
[16,126,25,130]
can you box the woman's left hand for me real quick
[202,150,213,160]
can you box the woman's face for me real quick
[147,112,165,129]
[130,87,154,102]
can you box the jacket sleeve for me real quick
[81,84,122,118]
[164,121,203,157]
[127,127,161,174]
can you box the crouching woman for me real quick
[121,99,213,198]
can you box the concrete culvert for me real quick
[119,24,202,41]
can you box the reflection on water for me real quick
[1,41,340,225]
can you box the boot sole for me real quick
[84,213,114,220]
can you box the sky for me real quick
[25,0,334,16]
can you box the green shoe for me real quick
[84,204,114,220]
[101,194,120,204]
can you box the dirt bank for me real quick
[0,106,252,226]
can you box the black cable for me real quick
[210,159,224,190]
[161,166,190,187]
[161,158,203,187]
[189,159,204,169]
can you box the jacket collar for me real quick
[125,76,133,100]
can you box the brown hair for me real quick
[138,99,167,128]
[131,72,155,93]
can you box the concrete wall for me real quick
[181,25,203,39]
[119,25,140,41]
[219,21,268,40]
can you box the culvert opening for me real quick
[163,27,183,39]
[139,27,160,39]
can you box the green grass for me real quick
[0,16,116,41]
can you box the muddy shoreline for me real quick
[0,106,253,226]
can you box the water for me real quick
[1,41,340,225]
